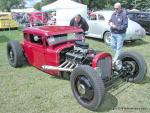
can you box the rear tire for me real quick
[118,51,147,83]
[71,65,105,110]
[103,31,111,45]
[7,40,24,67]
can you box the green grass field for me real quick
[0,30,150,113]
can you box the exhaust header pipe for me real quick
[42,60,76,72]
[42,65,73,72]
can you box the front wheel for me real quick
[117,51,147,83]
[103,31,111,45]
[70,65,105,110]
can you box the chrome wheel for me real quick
[104,32,111,45]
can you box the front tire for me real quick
[118,51,147,83]
[71,65,105,110]
[7,40,24,67]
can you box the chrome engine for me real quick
[65,41,90,64]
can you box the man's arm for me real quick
[84,19,89,31]
[109,14,117,29]
[70,18,74,26]
[82,18,89,32]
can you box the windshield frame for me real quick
[46,32,84,46]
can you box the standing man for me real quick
[109,2,128,64]
[70,14,89,32]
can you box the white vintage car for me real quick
[86,10,146,45]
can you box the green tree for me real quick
[41,0,56,6]
[33,0,56,10]
[35,0,150,11]
[73,0,82,3]
[143,0,150,9]
[34,2,41,10]
[131,0,143,9]
[0,0,24,11]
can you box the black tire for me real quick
[103,31,111,45]
[118,51,147,83]
[71,65,105,110]
[7,40,24,67]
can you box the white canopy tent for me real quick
[11,8,37,13]
[42,0,87,25]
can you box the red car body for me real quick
[28,12,48,26]
[22,25,112,76]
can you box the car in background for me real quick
[142,9,150,12]
[27,12,48,27]
[128,11,150,34]
[86,10,146,45]
[0,12,18,29]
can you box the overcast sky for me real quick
[25,0,42,7]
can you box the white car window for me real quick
[98,14,105,20]
[89,15,97,20]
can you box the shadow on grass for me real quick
[138,76,150,84]
[124,39,149,47]
[95,92,118,112]
[0,35,10,43]
[22,62,32,68]
[85,36,103,42]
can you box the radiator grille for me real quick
[96,57,112,79]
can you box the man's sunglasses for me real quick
[114,8,119,10]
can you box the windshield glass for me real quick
[47,32,83,45]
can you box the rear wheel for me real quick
[117,51,147,83]
[7,40,24,67]
[103,31,111,45]
[71,65,105,110]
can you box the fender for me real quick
[92,52,112,68]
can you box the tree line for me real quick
[0,0,150,11]
[35,0,150,10]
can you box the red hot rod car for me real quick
[7,26,147,110]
